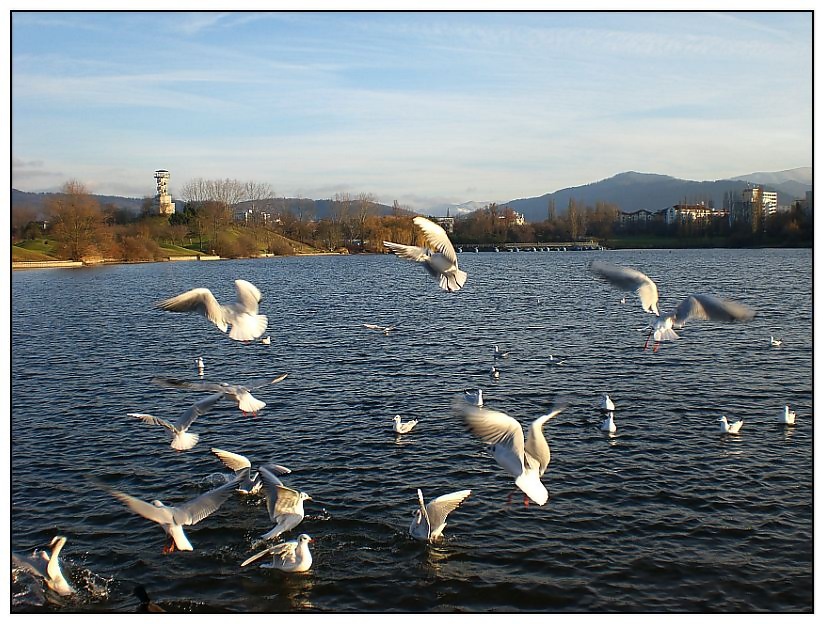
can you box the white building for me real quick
[153,170,176,216]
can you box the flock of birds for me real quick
[12,215,801,607]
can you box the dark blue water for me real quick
[11,249,813,613]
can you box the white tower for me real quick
[153,169,176,216]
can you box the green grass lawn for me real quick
[159,243,202,256]
[13,239,59,261]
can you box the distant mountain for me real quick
[12,189,144,216]
[502,170,811,222]
[424,200,494,218]
[731,166,812,186]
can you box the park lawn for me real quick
[159,243,202,257]
[13,240,59,261]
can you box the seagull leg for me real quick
[162,537,176,554]
[653,341,660,353]
[523,495,530,508]
[643,332,652,351]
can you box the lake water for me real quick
[10,248,813,613]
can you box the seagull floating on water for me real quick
[156,279,268,342]
[363,323,397,335]
[408,488,472,543]
[770,335,783,347]
[258,466,313,541]
[195,356,204,377]
[241,534,314,572]
[600,393,615,413]
[718,415,744,434]
[152,373,288,417]
[12,536,75,596]
[383,216,467,292]
[548,354,566,366]
[600,412,617,433]
[464,388,484,407]
[393,414,419,434]
[490,366,500,380]
[129,393,224,451]
[590,260,755,352]
[453,398,565,506]
[493,345,510,360]
[781,405,797,425]
[210,447,292,495]
[106,475,241,553]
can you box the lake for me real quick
[10,248,813,613]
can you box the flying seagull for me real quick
[453,398,565,506]
[257,466,314,541]
[383,216,467,292]
[589,260,755,352]
[210,447,291,495]
[151,373,288,417]
[156,279,268,342]
[129,393,224,451]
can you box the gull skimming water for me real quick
[408,488,472,543]
[241,534,314,572]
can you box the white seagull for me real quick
[393,415,419,434]
[493,345,510,360]
[490,366,500,380]
[363,323,397,335]
[260,335,271,345]
[195,356,204,377]
[718,415,744,434]
[600,412,617,433]
[408,488,472,543]
[383,216,467,292]
[12,536,75,596]
[548,354,566,366]
[464,388,484,407]
[781,405,797,425]
[152,373,288,417]
[241,534,313,572]
[590,260,755,352]
[770,335,783,347]
[600,393,615,412]
[453,398,565,506]
[258,466,313,541]
[156,279,268,342]
[210,447,292,495]
[106,475,241,553]
[129,393,224,451]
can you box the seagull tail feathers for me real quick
[228,314,269,342]
[439,269,468,292]
[171,431,199,451]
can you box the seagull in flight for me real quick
[453,398,565,506]
[152,373,288,417]
[156,279,268,342]
[241,534,314,572]
[12,536,75,596]
[408,488,472,543]
[129,393,224,451]
[589,260,755,352]
[257,466,314,541]
[210,448,292,495]
[383,216,467,292]
[105,475,242,553]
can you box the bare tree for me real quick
[354,192,376,249]
[45,180,105,260]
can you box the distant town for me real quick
[12,168,813,266]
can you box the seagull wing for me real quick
[155,288,227,332]
[590,260,660,315]
[173,478,239,526]
[413,216,458,264]
[671,294,756,326]
[129,413,177,434]
[272,484,304,516]
[425,490,471,538]
[363,323,382,330]
[234,279,262,314]
[210,447,252,473]
[246,373,289,391]
[383,241,430,262]
[524,407,564,476]
[109,489,174,525]
[152,377,229,394]
[173,393,224,430]
[453,399,525,470]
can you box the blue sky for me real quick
[10,10,813,210]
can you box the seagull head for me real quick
[151,500,166,508]
[298,534,313,545]
[300,492,313,502]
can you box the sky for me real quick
[9,8,814,211]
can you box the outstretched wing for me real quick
[210,447,251,472]
[246,373,289,391]
[152,377,227,394]
[590,260,660,315]
[383,240,430,262]
[425,489,471,538]
[129,413,177,433]
[453,398,525,477]
[109,489,174,524]
[174,393,224,430]
[173,477,239,526]
[155,288,227,332]
[413,216,458,264]
[524,407,565,476]
[234,280,262,314]
[671,294,755,326]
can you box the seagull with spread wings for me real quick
[129,393,224,451]
[408,488,471,543]
[151,373,288,417]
